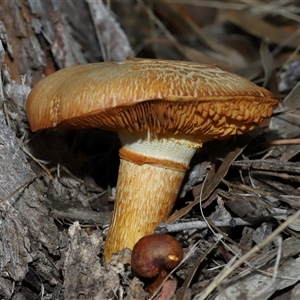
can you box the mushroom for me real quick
[131,233,183,296]
[131,233,183,278]
[26,57,279,261]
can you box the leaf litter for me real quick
[3,0,300,299]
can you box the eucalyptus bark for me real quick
[0,0,131,298]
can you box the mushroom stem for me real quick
[104,132,200,261]
[104,160,185,261]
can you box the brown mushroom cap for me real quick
[131,233,184,278]
[26,57,278,143]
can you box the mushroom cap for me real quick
[26,57,279,141]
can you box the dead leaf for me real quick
[167,134,253,224]
[154,278,178,300]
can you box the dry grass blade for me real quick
[21,145,54,180]
[259,42,276,89]
[267,138,300,146]
[155,218,255,234]
[243,0,300,23]
[232,159,300,173]
[137,0,177,43]
[177,0,247,10]
[178,240,220,300]
[251,170,300,184]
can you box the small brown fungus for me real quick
[131,233,184,278]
